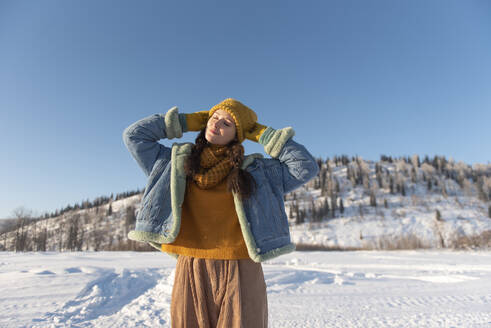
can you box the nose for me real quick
[209,123,219,133]
[213,119,224,129]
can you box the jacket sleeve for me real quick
[122,106,188,177]
[259,127,319,194]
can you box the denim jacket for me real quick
[123,106,319,262]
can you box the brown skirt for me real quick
[170,255,268,328]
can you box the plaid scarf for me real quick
[192,143,235,189]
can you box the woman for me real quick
[123,98,319,327]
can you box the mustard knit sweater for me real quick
[161,177,250,259]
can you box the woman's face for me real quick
[205,109,237,145]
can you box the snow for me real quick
[1,250,490,327]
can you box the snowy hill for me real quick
[0,194,147,252]
[289,157,491,250]
[1,155,490,252]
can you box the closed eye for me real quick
[213,116,232,127]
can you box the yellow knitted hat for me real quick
[208,98,257,143]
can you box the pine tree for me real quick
[299,209,306,224]
[411,167,417,183]
[320,169,327,195]
[476,178,488,202]
[370,190,377,207]
[294,202,303,225]
[376,171,383,188]
[339,198,344,214]
[125,206,136,235]
[384,198,388,209]
[330,193,337,218]
[311,199,318,222]
[442,183,447,198]
[488,205,491,219]
[322,198,329,219]
[436,209,442,221]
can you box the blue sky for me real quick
[1,0,490,219]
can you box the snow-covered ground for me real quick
[0,250,490,328]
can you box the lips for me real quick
[210,129,219,135]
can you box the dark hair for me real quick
[183,127,257,200]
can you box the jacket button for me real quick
[256,247,261,252]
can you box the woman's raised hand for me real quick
[245,122,268,143]
[184,110,209,131]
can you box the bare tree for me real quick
[57,221,65,251]
[36,220,48,251]
[66,214,82,251]
[92,217,104,251]
[124,205,136,235]
[12,206,33,252]
[2,231,7,250]
[462,179,472,197]
[32,219,37,251]
[411,154,420,169]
